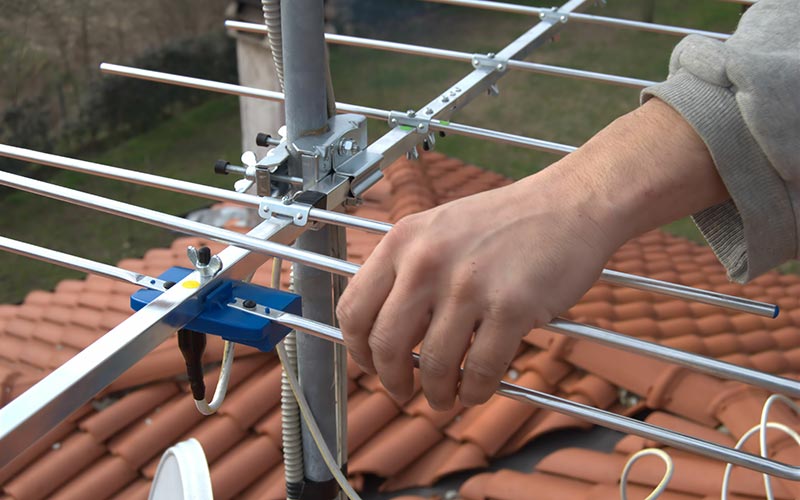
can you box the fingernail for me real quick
[429,400,452,412]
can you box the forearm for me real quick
[523,98,730,250]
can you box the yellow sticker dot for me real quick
[182,280,201,289]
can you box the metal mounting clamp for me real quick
[130,266,302,352]
[471,53,508,72]
[388,110,431,134]
[539,7,569,24]
[259,195,314,226]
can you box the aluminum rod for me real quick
[434,121,576,155]
[225,20,655,90]
[262,309,800,480]
[100,63,389,121]
[0,236,168,292]
[0,144,392,235]
[599,269,776,318]
[0,217,303,468]
[547,319,800,397]
[0,170,360,277]
[422,0,731,40]
[0,145,775,317]
[99,63,574,154]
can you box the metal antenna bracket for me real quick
[388,110,432,134]
[130,266,302,352]
[471,52,509,72]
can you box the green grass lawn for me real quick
[0,0,746,303]
[0,97,242,303]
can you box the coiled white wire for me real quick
[619,393,800,500]
[721,394,800,500]
[194,339,235,415]
[620,448,674,500]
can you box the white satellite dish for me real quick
[149,438,213,500]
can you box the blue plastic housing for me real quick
[130,267,301,352]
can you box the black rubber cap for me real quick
[439,130,446,138]
[422,140,430,151]
[198,246,211,266]
[256,132,272,147]
[178,329,207,401]
[214,159,230,175]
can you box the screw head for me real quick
[339,138,359,155]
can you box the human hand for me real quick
[337,99,727,411]
[336,166,624,410]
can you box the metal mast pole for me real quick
[281,1,347,498]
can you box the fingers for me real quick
[459,315,527,407]
[419,302,477,411]
[368,274,432,403]
[337,243,396,374]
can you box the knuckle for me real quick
[335,298,356,331]
[465,357,504,385]
[368,331,397,362]
[389,216,418,242]
[420,352,451,379]
[450,268,478,303]
[488,289,530,321]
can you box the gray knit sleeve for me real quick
[642,0,800,282]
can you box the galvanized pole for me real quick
[281,1,347,498]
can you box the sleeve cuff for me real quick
[642,70,796,282]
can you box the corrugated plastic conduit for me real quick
[259,1,307,495]
[275,256,362,499]
[276,259,306,498]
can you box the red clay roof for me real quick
[1,151,800,499]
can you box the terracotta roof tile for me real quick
[348,390,402,452]
[209,435,282,500]
[350,414,443,477]
[237,462,287,500]
[49,455,138,500]
[79,382,180,442]
[382,439,486,491]
[3,432,105,500]
[108,393,206,468]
